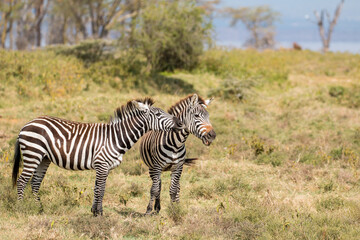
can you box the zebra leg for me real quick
[154,178,162,213]
[91,164,109,217]
[17,155,42,200]
[170,163,184,203]
[30,158,51,208]
[146,170,161,214]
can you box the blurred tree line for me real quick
[0,0,219,49]
[0,0,282,71]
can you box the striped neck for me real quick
[170,100,191,144]
[109,112,148,153]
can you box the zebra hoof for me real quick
[91,207,103,217]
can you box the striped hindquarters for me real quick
[18,116,106,171]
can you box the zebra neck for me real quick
[174,128,190,145]
[109,116,147,153]
[170,106,190,145]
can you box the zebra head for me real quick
[185,94,216,146]
[132,100,184,132]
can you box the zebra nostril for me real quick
[208,130,216,139]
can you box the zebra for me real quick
[12,98,185,216]
[140,94,216,214]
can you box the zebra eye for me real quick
[155,112,162,117]
[194,114,200,118]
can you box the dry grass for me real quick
[1,49,360,239]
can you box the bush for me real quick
[208,77,256,101]
[128,0,212,72]
[52,40,111,65]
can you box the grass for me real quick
[1,47,360,239]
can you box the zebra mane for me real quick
[168,94,206,116]
[111,97,155,123]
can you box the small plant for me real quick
[244,135,276,157]
[189,185,213,199]
[329,146,343,160]
[329,86,345,98]
[317,196,344,211]
[166,203,187,224]
[343,147,360,169]
[320,181,334,192]
[256,151,286,167]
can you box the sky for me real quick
[214,0,360,52]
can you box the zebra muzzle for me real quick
[202,129,216,146]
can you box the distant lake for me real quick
[217,40,360,54]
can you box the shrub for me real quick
[52,40,110,65]
[243,135,276,157]
[208,77,256,101]
[127,0,212,72]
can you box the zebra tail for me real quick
[184,158,199,166]
[12,138,21,188]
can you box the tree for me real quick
[223,6,280,49]
[0,0,22,49]
[86,0,123,39]
[311,0,344,52]
[33,0,48,47]
[14,0,48,49]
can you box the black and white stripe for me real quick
[140,94,216,214]
[12,98,184,216]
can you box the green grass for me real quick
[1,47,360,239]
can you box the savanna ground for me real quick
[1,46,360,239]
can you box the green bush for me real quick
[52,40,110,65]
[208,77,256,101]
[128,0,212,72]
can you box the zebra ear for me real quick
[190,94,198,107]
[204,97,214,107]
[132,100,149,112]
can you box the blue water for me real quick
[217,40,360,54]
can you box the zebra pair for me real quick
[12,98,185,216]
[140,94,216,214]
